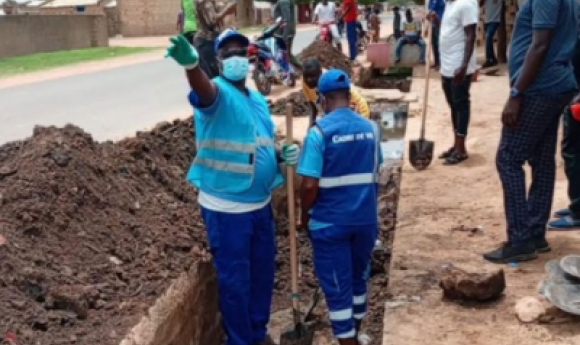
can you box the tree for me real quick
[236,0,255,27]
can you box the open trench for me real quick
[0,71,413,345]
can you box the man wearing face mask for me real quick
[164,29,300,345]
[297,69,382,345]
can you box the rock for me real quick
[515,297,546,323]
[439,264,506,301]
[51,285,90,320]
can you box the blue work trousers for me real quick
[201,204,276,345]
[484,22,500,63]
[346,20,358,61]
[310,224,377,338]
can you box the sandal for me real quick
[438,147,456,159]
[444,152,469,165]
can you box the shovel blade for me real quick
[280,322,315,345]
[409,138,434,171]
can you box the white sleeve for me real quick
[314,4,321,16]
[460,0,479,26]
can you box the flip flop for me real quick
[438,147,455,159]
[554,208,572,218]
[547,216,580,230]
[561,255,580,280]
[443,152,469,165]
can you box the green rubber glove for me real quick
[164,35,199,69]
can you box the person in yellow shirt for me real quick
[302,57,370,126]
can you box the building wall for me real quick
[39,5,105,15]
[0,15,108,58]
[105,6,120,37]
[119,0,180,37]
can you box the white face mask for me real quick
[222,56,249,81]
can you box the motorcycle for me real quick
[248,17,296,96]
[318,21,334,44]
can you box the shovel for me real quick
[280,103,315,345]
[409,24,434,171]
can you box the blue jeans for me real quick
[310,224,377,338]
[485,22,500,63]
[346,20,357,61]
[201,204,276,345]
[431,24,440,66]
[395,36,426,62]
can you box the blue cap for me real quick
[317,69,351,94]
[214,28,250,51]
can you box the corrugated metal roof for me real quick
[42,0,100,7]
[27,0,47,7]
[104,0,115,7]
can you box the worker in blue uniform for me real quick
[297,69,382,345]
[165,29,300,345]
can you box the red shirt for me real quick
[342,0,357,21]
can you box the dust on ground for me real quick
[383,66,580,345]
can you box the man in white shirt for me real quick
[394,9,426,64]
[438,0,478,165]
[313,0,342,52]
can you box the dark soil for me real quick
[0,121,210,345]
[298,40,353,76]
[0,113,401,345]
[268,91,311,116]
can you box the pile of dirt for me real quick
[268,91,311,116]
[0,116,400,345]
[298,40,353,76]
[0,121,209,345]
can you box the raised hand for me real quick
[164,35,199,69]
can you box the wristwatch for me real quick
[510,88,521,98]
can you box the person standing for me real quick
[394,9,426,64]
[480,0,503,68]
[165,29,300,345]
[301,57,370,126]
[273,0,301,70]
[195,0,237,78]
[182,0,198,44]
[298,69,382,345]
[392,6,402,40]
[438,0,478,165]
[548,36,580,230]
[313,0,342,53]
[368,8,381,43]
[427,0,445,69]
[343,0,359,62]
[484,0,578,263]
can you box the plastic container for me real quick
[367,42,391,68]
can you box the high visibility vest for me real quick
[186,77,284,196]
[310,108,380,225]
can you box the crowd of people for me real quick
[167,0,580,344]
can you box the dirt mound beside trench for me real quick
[0,121,210,345]
[298,40,353,76]
[0,117,399,345]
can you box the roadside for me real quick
[0,47,156,78]
[383,64,580,344]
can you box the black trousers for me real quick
[562,104,580,218]
[442,75,472,137]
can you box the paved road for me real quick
[0,15,391,145]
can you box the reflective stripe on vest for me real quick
[194,157,253,174]
[194,136,275,174]
[196,136,275,152]
[318,120,381,189]
[319,172,377,188]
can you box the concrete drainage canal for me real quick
[0,71,410,345]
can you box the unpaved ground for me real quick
[383,67,580,345]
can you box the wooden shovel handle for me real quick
[420,13,433,140]
[285,103,300,313]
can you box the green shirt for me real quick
[182,0,198,33]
